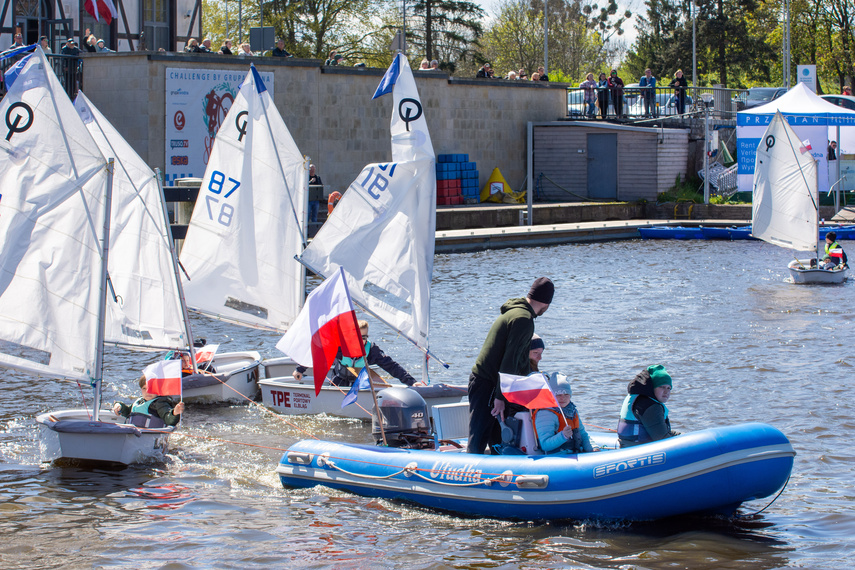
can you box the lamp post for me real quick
[702,92,714,204]
[543,0,548,77]
[692,1,697,97]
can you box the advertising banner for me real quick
[164,67,274,183]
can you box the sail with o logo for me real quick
[179,65,308,332]
[298,53,438,362]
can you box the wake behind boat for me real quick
[752,111,848,284]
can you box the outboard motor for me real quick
[372,387,432,448]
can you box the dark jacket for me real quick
[669,75,688,94]
[272,46,292,57]
[471,298,537,401]
[115,396,181,427]
[297,343,416,386]
[619,369,677,445]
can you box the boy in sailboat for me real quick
[292,320,424,387]
[113,376,185,428]
[820,232,847,270]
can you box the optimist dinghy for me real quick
[276,393,795,522]
[0,49,189,465]
[752,112,848,284]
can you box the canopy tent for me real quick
[737,83,855,193]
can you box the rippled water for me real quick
[1,239,853,569]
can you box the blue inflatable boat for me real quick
[277,422,795,522]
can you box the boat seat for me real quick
[515,411,544,455]
[432,402,469,447]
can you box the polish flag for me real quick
[194,344,219,366]
[799,139,812,154]
[276,267,365,395]
[143,359,182,396]
[499,372,560,409]
[84,0,117,24]
[828,247,845,260]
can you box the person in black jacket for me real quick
[669,69,688,115]
[292,320,424,387]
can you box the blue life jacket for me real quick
[617,394,669,444]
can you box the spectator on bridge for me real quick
[597,72,610,119]
[60,38,79,56]
[639,68,657,117]
[430,60,439,70]
[199,38,213,53]
[669,69,688,115]
[96,39,113,53]
[537,66,549,81]
[419,58,430,69]
[238,43,254,56]
[507,70,518,80]
[272,38,292,57]
[580,73,598,117]
[219,39,233,55]
[325,50,342,65]
[531,72,540,81]
[84,32,98,53]
[9,32,24,49]
[476,62,494,78]
[608,70,625,118]
[518,68,528,80]
[185,38,201,53]
[39,36,51,53]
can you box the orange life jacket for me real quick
[531,407,579,447]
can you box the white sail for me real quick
[74,92,187,351]
[752,111,819,252]
[0,48,110,379]
[299,54,437,350]
[179,66,307,332]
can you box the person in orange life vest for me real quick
[533,372,594,454]
[617,364,679,448]
[327,191,342,214]
[112,376,185,427]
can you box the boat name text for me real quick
[429,461,483,484]
[593,452,665,478]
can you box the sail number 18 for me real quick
[205,170,240,227]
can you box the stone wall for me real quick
[80,53,568,193]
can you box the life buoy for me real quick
[327,191,342,214]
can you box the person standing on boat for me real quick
[820,232,848,269]
[533,373,594,454]
[467,277,554,454]
[112,376,185,427]
[617,365,679,448]
[308,164,323,223]
[292,320,424,387]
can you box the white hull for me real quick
[261,356,306,379]
[259,376,467,420]
[36,409,174,466]
[788,259,848,284]
[182,351,262,404]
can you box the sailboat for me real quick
[178,65,307,400]
[0,48,186,465]
[751,111,848,284]
[260,53,466,419]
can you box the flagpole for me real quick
[366,366,388,446]
[296,257,450,368]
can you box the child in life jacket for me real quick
[617,364,679,447]
[533,373,594,454]
[112,375,184,427]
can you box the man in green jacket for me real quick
[467,277,554,454]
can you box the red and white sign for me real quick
[276,268,365,395]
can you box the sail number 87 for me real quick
[205,171,240,227]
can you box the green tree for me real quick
[405,0,486,70]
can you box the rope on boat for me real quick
[318,455,515,486]
[734,474,791,518]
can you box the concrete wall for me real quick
[80,52,569,193]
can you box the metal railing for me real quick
[567,85,747,121]
[0,51,83,100]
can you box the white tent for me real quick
[737,83,855,193]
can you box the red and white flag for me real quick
[143,359,182,396]
[84,0,117,24]
[194,343,219,366]
[499,372,560,409]
[799,139,812,154]
[829,247,845,260]
[276,267,365,395]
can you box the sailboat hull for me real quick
[36,409,174,466]
[259,376,467,420]
[788,260,848,284]
[182,351,262,404]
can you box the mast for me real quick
[93,159,115,421]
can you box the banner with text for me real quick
[164,67,274,183]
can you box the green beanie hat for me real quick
[647,364,672,388]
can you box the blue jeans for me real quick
[308,200,319,222]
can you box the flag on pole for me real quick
[799,139,812,154]
[341,367,370,408]
[84,0,117,23]
[499,372,560,409]
[194,343,219,367]
[276,267,365,395]
[143,359,182,396]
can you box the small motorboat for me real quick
[276,391,795,522]
[700,225,755,240]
